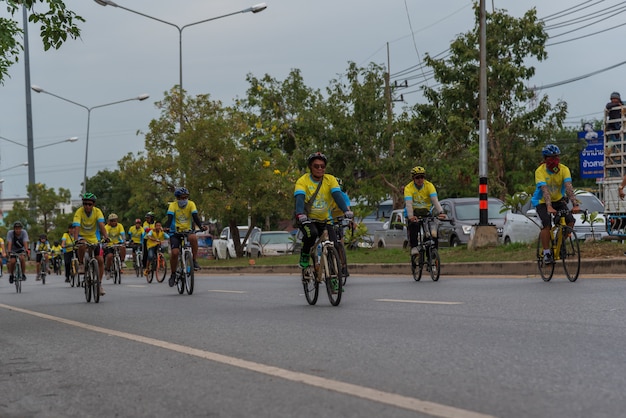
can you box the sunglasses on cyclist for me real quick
[312,164,326,169]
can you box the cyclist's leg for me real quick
[36,252,42,277]
[188,233,200,269]
[64,251,72,282]
[407,220,420,253]
[298,222,319,268]
[19,253,27,280]
[536,204,554,262]
[168,236,181,286]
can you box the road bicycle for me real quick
[77,241,103,303]
[37,251,50,285]
[332,217,351,285]
[10,251,26,293]
[107,244,124,285]
[69,249,80,288]
[536,209,581,282]
[133,246,143,277]
[410,214,445,282]
[172,230,199,295]
[52,254,62,275]
[146,244,167,284]
[301,222,344,306]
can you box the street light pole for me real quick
[93,1,267,133]
[0,162,29,174]
[31,85,149,194]
[0,135,79,150]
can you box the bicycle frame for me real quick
[410,215,442,282]
[536,209,580,282]
[173,230,199,295]
[302,223,343,306]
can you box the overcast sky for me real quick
[0,0,623,199]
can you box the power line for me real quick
[529,59,626,90]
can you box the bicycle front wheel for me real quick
[176,259,185,295]
[428,247,441,281]
[114,256,121,284]
[89,260,100,303]
[184,250,194,295]
[302,266,318,305]
[156,254,167,283]
[84,265,92,302]
[536,234,554,282]
[561,227,580,282]
[15,263,22,294]
[323,246,343,306]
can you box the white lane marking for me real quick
[376,299,464,305]
[0,303,493,418]
[126,285,147,288]
[208,290,246,294]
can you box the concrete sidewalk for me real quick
[201,258,626,277]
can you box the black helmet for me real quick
[13,221,23,228]
[307,152,327,166]
[610,92,621,100]
[40,234,47,239]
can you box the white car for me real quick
[502,191,607,244]
[246,230,294,257]
[213,225,261,259]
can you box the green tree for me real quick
[3,183,71,242]
[0,1,83,84]
[416,4,567,199]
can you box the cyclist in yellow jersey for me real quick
[165,187,207,287]
[35,234,52,280]
[51,240,63,275]
[141,212,156,271]
[104,213,127,276]
[404,166,446,255]
[144,220,170,277]
[72,192,109,295]
[61,224,76,283]
[127,218,144,266]
[294,152,353,269]
[531,144,580,265]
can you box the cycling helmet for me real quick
[307,152,327,166]
[335,177,343,187]
[542,144,561,157]
[135,218,142,224]
[54,241,59,246]
[39,234,47,239]
[411,166,426,177]
[13,221,23,228]
[174,187,189,197]
[611,92,621,100]
[145,211,155,218]
[108,213,118,221]
[82,192,97,202]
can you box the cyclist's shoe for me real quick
[36,275,41,281]
[331,278,339,294]
[9,274,14,284]
[410,247,419,255]
[193,260,200,271]
[168,274,176,287]
[65,277,70,283]
[341,266,349,278]
[299,254,310,268]
[144,268,150,277]
[22,275,27,281]
[543,253,555,265]
[99,286,106,296]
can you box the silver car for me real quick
[438,197,506,246]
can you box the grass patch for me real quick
[198,239,626,267]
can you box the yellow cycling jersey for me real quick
[105,223,126,247]
[36,241,51,252]
[146,229,170,249]
[404,180,438,215]
[531,163,572,206]
[62,232,76,253]
[128,225,144,244]
[166,200,199,232]
[73,206,105,244]
[51,245,63,256]
[294,174,341,222]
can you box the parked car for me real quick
[213,225,261,259]
[246,230,295,257]
[438,197,506,246]
[502,191,607,244]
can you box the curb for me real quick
[200,258,626,276]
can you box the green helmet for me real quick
[82,192,97,202]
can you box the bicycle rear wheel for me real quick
[302,266,318,305]
[184,250,194,295]
[561,227,580,282]
[156,253,167,283]
[146,259,154,284]
[323,246,343,306]
[536,234,554,281]
[428,247,441,281]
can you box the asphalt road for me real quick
[1,272,626,418]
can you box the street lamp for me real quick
[31,85,149,194]
[0,135,79,150]
[93,0,267,132]
[0,162,29,173]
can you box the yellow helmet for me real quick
[411,166,426,176]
